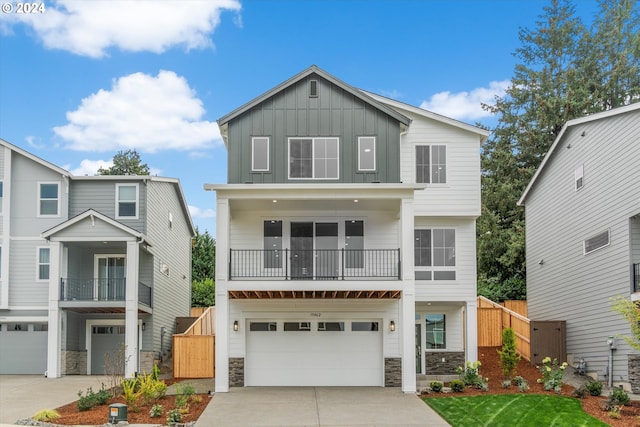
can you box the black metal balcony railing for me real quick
[229,248,401,280]
[634,263,640,293]
[60,278,153,307]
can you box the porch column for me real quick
[46,241,62,378]
[215,197,230,392]
[125,240,140,378]
[400,197,416,393]
[466,299,478,362]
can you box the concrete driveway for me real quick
[196,387,450,427]
[0,375,110,425]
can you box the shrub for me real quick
[537,357,568,393]
[77,384,111,411]
[603,387,630,410]
[175,394,189,410]
[429,381,443,392]
[166,408,182,425]
[176,382,196,399]
[32,409,60,422]
[450,379,465,392]
[512,376,525,386]
[149,404,163,418]
[517,379,529,393]
[137,372,168,405]
[456,361,483,386]
[502,379,512,388]
[585,380,603,396]
[497,327,521,378]
[573,385,588,399]
[122,378,142,409]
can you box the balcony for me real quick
[634,264,640,293]
[60,278,153,307]
[229,249,400,280]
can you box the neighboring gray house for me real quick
[0,138,195,378]
[205,65,488,393]
[518,103,640,389]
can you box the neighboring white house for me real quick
[0,138,195,378]
[518,102,640,390]
[205,65,489,393]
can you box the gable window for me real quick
[264,220,283,268]
[252,137,270,171]
[37,247,50,281]
[416,145,446,184]
[426,314,446,349]
[358,137,376,171]
[575,165,584,191]
[289,138,339,179]
[38,182,59,216]
[309,80,318,97]
[414,229,456,280]
[116,184,138,218]
[584,230,609,255]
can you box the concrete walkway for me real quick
[196,387,450,427]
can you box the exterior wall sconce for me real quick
[233,320,239,332]
[389,320,395,332]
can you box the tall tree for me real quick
[98,149,150,175]
[191,228,216,307]
[477,0,640,301]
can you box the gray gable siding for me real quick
[69,180,147,234]
[525,108,640,381]
[227,74,402,184]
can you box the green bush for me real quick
[497,328,521,378]
[450,379,465,392]
[512,376,525,386]
[585,380,603,396]
[149,404,163,418]
[604,387,630,410]
[456,361,483,386]
[429,381,443,392]
[32,409,60,422]
[76,384,111,411]
[166,408,182,425]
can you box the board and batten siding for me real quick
[145,181,192,355]
[414,217,477,302]
[397,108,481,217]
[227,74,402,184]
[525,108,640,382]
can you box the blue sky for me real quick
[0,0,600,236]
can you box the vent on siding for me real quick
[584,230,610,254]
[309,80,318,97]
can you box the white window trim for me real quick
[415,144,448,185]
[583,229,610,255]
[575,164,584,191]
[37,181,60,218]
[287,137,340,180]
[252,137,270,172]
[36,246,50,282]
[358,136,376,171]
[115,183,139,219]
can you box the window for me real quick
[416,145,446,184]
[358,137,376,171]
[38,182,59,216]
[37,247,50,281]
[116,184,138,218]
[263,220,283,268]
[309,80,318,97]
[252,137,269,171]
[289,138,339,179]
[284,322,311,331]
[426,314,446,349]
[584,230,610,254]
[318,322,345,331]
[249,322,277,331]
[575,165,584,191]
[414,229,456,280]
[352,321,379,331]
[345,220,364,268]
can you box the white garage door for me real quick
[246,319,382,386]
[0,323,47,374]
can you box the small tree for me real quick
[98,149,150,175]
[611,295,640,351]
[497,327,521,378]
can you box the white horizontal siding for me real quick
[8,239,49,306]
[416,303,464,352]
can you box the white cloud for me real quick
[189,205,216,219]
[68,159,112,175]
[53,70,221,153]
[1,0,241,58]
[420,80,510,121]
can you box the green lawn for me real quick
[424,394,609,427]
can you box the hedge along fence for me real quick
[477,296,530,361]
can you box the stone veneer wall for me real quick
[229,357,245,387]
[62,350,87,375]
[425,352,465,375]
[384,357,402,387]
[628,354,640,393]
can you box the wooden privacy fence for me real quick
[477,296,531,361]
[173,306,216,378]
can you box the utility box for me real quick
[108,403,127,423]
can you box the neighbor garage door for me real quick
[0,323,48,374]
[245,319,382,386]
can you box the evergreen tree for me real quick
[98,149,150,175]
[192,227,216,282]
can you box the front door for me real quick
[415,323,422,374]
[291,222,313,279]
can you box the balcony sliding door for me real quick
[291,222,313,279]
[315,223,338,279]
[95,256,125,301]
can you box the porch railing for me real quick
[60,278,153,307]
[229,248,401,280]
[634,263,640,293]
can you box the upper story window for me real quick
[414,229,456,280]
[38,182,59,216]
[252,137,270,171]
[584,230,609,255]
[416,145,446,184]
[309,80,318,97]
[358,137,376,171]
[575,164,584,191]
[289,137,339,180]
[37,247,50,281]
[116,183,138,219]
